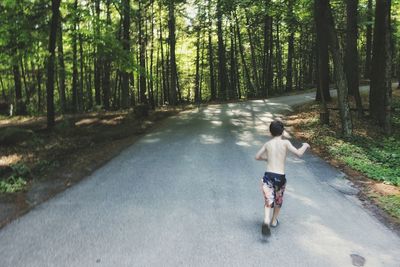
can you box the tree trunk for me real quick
[364,0,373,79]
[246,14,260,96]
[79,31,84,111]
[102,0,112,110]
[57,16,67,113]
[370,0,392,134]
[216,0,228,100]
[159,3,167,105]
[345,0,363,116]
[94,0,102,106]
[234,11,254,97]
[72,0,78,112]
[314,0,331,102]
[194,23,201,104]
[325,0,353,136]
[168,0,178,105]
[138,0,147,104]
[121,0,130,108]
[46,0,61,128]
[276,19,284,92]
[149,0,155,109]
[208,0,216,101]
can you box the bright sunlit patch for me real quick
[75,118,99,126]
[0,154,22,166]
[100,116,124,125]
[142,138,161,144]
[210,120,222,126]
[199,134,222,144]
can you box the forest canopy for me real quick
[0,0,399,131]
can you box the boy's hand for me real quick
[303,143,310,149]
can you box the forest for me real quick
[0,0,399,133]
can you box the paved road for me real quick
[1,92,400,267]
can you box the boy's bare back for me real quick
[255,133,310,174]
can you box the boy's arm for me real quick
[285,140,310,157]
[255,144,268,161]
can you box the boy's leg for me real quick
[264,205,272,225]
[261,180,274,236]
[271,207,281,226]
[271,184,286,226]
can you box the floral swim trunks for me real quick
[261,172,287,208]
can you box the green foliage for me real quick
[0,176,27,193]
[0,163,30,193]
[379,195,400,219]
[316,134,400,185]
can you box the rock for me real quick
[0,127,35,146]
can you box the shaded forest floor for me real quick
[286,85,400,231]
[0,106,190,228]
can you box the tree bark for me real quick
[234,11,254,97]
[364,0,373,79]
[168,0,178,105]
[57,16,67,113]
[121,0,131,108]
[102,0,112,109]
[72,0,78,112]
[314,0,331,102]
[216,0,229,100]
[94,0,102,106]
[370,0,392,133]
[325,0,353,136]
[138,0,147,104]
[345,0,363,116]
[46,0,61,128]
[246,14,260,96]
[194,23,201,104]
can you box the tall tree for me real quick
[121,0,131,108]
[168,0,178,105]
[285,0,295,92]
[46,0,61,128]
[216,0,229,100]
[370,0,392,133]
[364,0,373,79]
[324,0,353,136]
[345,0,363,116]
[57,16,67,113]
[138,0,147,104]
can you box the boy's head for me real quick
[269,120,284,136]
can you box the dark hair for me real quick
[269,120,284,136]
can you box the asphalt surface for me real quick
[1,91,400,267]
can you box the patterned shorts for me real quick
[261,172,287,208]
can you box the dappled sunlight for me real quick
[210,120,223,126]
[199,134,223,144]
[141,138,161,144]
[0,154,22,166]
[75,116,124,126]
[286,188,319,209]
[287,156,305,163]
[233,130,255,147]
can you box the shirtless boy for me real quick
[255,120,310,236]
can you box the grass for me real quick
[379,195,400,219]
